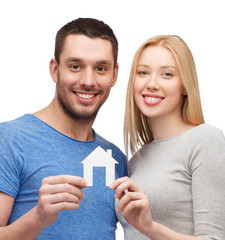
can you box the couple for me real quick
[0,18,224,240]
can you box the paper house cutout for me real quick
[82,146,118,186]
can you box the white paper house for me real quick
[82,146,118,186]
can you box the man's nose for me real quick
[80,68,96,87]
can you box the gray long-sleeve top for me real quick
[117,124,225,240]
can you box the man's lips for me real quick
[74,91,98,103]
[75,92,96,99]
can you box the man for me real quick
[0,18,127,239]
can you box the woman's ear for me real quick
[49,58,58,83]
[182,88,187,96]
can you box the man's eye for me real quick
[97,66,106,71]
[72,65,80,69]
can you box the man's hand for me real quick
[37,175,87,227]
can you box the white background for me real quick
[0,0,224,239]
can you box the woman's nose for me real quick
[146,75,159,91]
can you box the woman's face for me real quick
[133,45,185,122]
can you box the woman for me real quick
[110,35,225,239]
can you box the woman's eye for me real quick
[138,71,148,75]
[163,72,173,77]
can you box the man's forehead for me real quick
[61,34,114,63]
[64,34,112,50]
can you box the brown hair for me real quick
[54,18,118,67]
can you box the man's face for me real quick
[51,34,118,121]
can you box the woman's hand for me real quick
[110,177,154,234]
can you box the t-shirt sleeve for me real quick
[118,151,128,178]
[190,126,225,239]
[0,124,21,198]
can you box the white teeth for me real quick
[76,93,94,99]
[145,97,162,102]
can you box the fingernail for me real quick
[82,179,87,186]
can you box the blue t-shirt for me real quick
[0,114,127,239]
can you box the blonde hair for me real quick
[124,35,205,156]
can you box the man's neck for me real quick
[33,101,95,142]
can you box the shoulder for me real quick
[0,114,33,140]
[0,114,42,153]
[0,114,33,131]
[191,123,225,146]
[188,124,225,168]
[193,123,224,137]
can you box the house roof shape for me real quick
[81,146,118,166]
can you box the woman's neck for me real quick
[150,115,195,140]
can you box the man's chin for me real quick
[66,109,99,122]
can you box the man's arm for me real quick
[0,192,42,240]
[0,199,49,240]
[0,175,87,240]
[0,192,14,226]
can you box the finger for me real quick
[122,198,150,216]
[44,192,82,205]
[40,183,85,199]
[111,177,140,193]
[110,176,130,189]
[44,202,80,215]
[42,175,87,189]
[116,191,146,212]
[118,191,126,201]
[114,179,140,199]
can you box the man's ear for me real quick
[49,58,58,83]
[111,63,119,87]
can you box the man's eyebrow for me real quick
[96,60,112,65]
[65,57,83,63]
[64,58,112,65]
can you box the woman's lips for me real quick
[142,94,164,106]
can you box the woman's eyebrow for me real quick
[160,65,177,70]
